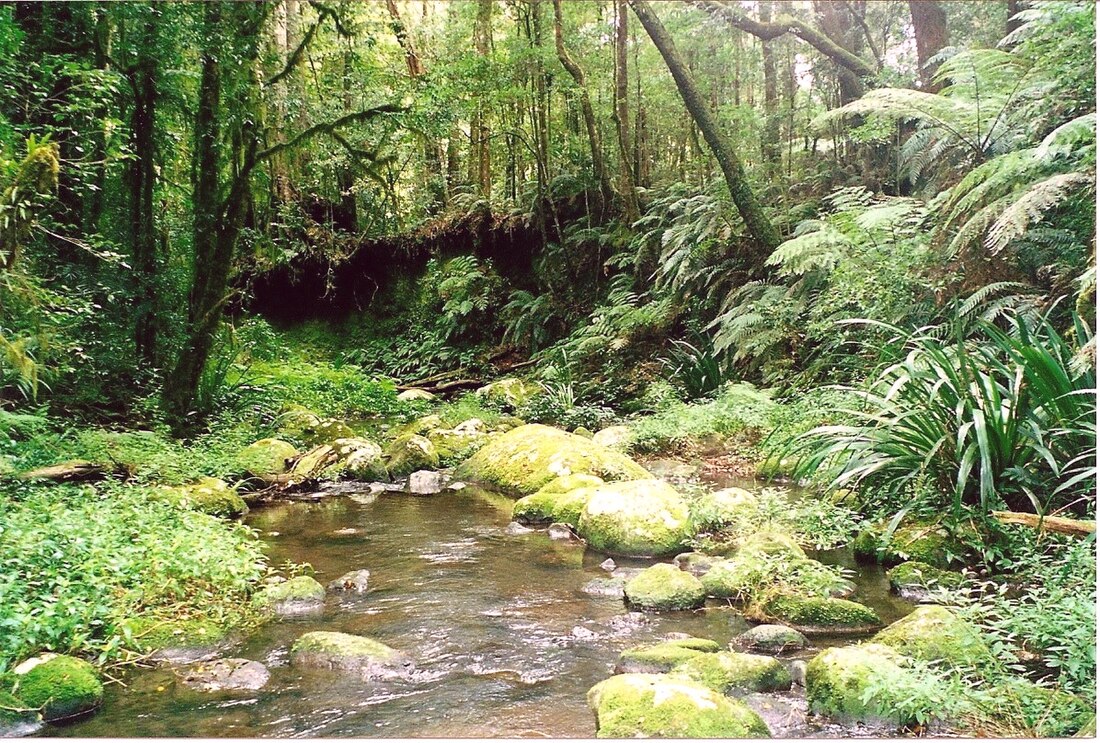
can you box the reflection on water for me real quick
[57,483,907,739]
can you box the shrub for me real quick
[628,382,778,454]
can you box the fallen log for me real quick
[19,460,108,483]
[991,510,1096,537]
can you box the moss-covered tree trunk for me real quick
[629,0,780,259]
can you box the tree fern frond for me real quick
[985,171,1094,254]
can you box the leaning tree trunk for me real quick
[629,0,780,259]
[552,0,614,215]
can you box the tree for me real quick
[909,1,949,91]
[629,0,781,258]
[614,0,640,223]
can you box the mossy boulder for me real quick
[383,434,439,477]
[616,638,721,674]
[673,651,792,695]
[805,643,915,725]
[426,426,490,466]
[592,425,631,451]
[237,438,298,478]
[733,624,808,654]
[692,487,758,528]
[290,631,412,679]
[700,551,846,602]
[673,551,717,577]
[0,688,37,735]
[157,477,247,519]
[307,419,355,446]
[332,438,386,480]
[873,605,992,670]
[624,563,706,611]
[511,474,604,527]
[577,479,693,557]
[397,388,435,402]
[476,378,541,409]
[121,617,228,657]
[456,424,649,495]
[853,519,971,569]
[275,407,324,442]
[886,560,965,600]
[747,594,881,635]
[587,673,770,738]
[11,655,103,722]
[737,531,807,560]
[253,576,326,616]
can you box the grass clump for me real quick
[627,382,778,454]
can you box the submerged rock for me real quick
[290,631,412,679]
[673,651,792,695]
[408,470,446,495]
[384,434,440,477]
[616,637,720,674]
[587,673,770,738]
[327,569,371,593]
[886,560,965,601]
[254,576,325,616]
[156,477,247,519]
[674,551,717,577]
[624,563,706,612]
[0,688,39,737]
[746,594,881,635]
[582,577,626,599]
[10,655,103,722]
[576,479,693,557]
[547,523,578,541]
[733,624,808,655]
[511,474,604,527]
[178,659,270,692]
[455,424,649,496]
[873,605,992,670]
[237,438,298,478]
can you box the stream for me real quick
[57,476,916,738]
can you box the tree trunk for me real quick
[471,0,492,198]
[813,0,865,104]
[1005,0,1024,37]
[613,0,639,223]
[908,1,949,91]
[552,0,614,214]
[629,0,780,259]
[128,15,159,366]
[759,1,781,175]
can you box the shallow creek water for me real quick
[58,476,916,738]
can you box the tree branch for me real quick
[254,104,404,165]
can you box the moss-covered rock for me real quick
[700,552,847,602]
[624,563,706,611]
[733,624,808,654]
[577,479,693,557]
[747,594,881,635]
[332,438,386,480]
[275,406,323,442]
[511,474,604,527]
[121,617,228,656]
[587,673,770,738]
[886,560,965,600]
[673,551,717,576]
[12,655,103,722]
[426,426,489,466]
[384,434,439,477]
[290,631,411,679]
[476,378,541,409]
[873,605,992,670]
[805,643,915,725]
[0,688,37,734]
[672,651,792,695]
[253,576,326,616]
[455,424,649,495]
[309,419,355,445]
[397,388,435,402]
[237,438,298,478]
[853,519,972,569]
[157,477,247,519]
[737,531,807,559]
[616,638,721,673]
[692,487,758,529]
[592,425,631,451]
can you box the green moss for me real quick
[576,480,693,557]
[254,576,325,608]
[383,433,439,477]
[476,378,541,410]
[624,564,706,611]
[873,605,993,670]
[886,560,965,596]
[805,644,913,725]
[749,593,880,633]
[734,624,808,653]
[0,688,33,727]
[236,438,298,477]
[455,424,649,495]
[156,477,247,518]
[512,475,604,527]
[291,631,396,660]
[14,656,102,722]
[330,438,386,480]
[701,552,849,602]
[672,651,792,694]
[588,673,770,738]
[854,520,971,569]
[618,638,720,672]
[121,617,228,651]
